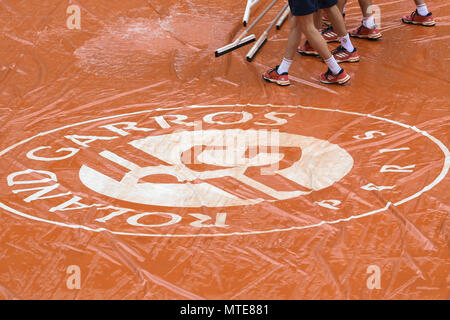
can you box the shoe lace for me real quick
[321,25,334,34]
[356,23,365,33]
[332,45,346,55]
[325,68,333,78]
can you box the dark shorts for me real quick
[288,0,338,16]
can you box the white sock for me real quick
[340,34,354,52]
[362,15,376,28]
[417,3,429,16]
[278,57,292,74]
[324,56,342,75]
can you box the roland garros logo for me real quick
[0,104,448,237]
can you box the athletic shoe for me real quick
[321,25,340,43]
[262,66,290,86]
[402,10,436,26]
[319,68,351,85]
[349,23,382,40]
[297,41,319,56]
[332,45,360,63]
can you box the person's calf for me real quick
[324,6,347,37]
[302,29,331,59]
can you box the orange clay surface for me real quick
[0,0,448,299]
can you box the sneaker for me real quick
[297,41,319,56]
[262,66,290,86]
[319,68,351,85]
[402,10,436,26]
[349,23,382,40]
[332,45,360,63]
[321,25,340,43]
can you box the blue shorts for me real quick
[288,0,338,16]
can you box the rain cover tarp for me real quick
[0,0,448,299]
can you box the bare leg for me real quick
[358,0,373,18]
[283,14,304,60]
[337,0,347,13]
[414,0,426,5]
[297,14,332,60]
[314,10,322,29]
[324,5,347,37]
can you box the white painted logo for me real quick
[0,104,448,237]
[79,129,353,207]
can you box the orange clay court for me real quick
[0,0,448,300]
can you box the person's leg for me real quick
[358,0,372,18]
[297,11,351,84]
[298,10,323,56]
[299,0,344,53]
[282,13,328,66]
[295,0,322,57]
[298,8,332,55]
[322,0,345,26]
[414,0,429,15]
[322,3,359,63]
[358,0,377,28]
[278,14,303,74]
[283,14,304,61]
[337,0,346,13]
[402,0,435,26]
[262,13,301,86]
[298,13,334,61]
[263,0,350,85]
[414,0,431,17]
[349,0,382,39]
[314,10,322,29]
[320,0,346,44]
[324,5,348,38]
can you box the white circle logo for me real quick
[79,129,353,207]
[0,104,448,237]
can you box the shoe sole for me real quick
[335,56,360,63]
[297,50,319,57]
[322,33,340,43]
[262,75,290,86]
[319,74,351,85]
[350,33,382,40]
[401,18,436,26]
